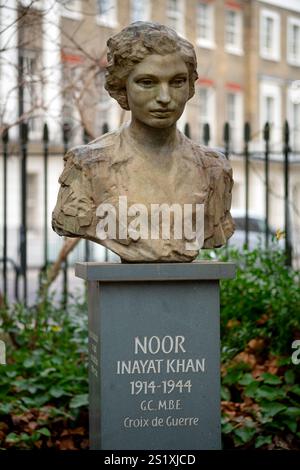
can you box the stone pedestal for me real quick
[75,261,235,450]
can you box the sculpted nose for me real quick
[156,84,171,104]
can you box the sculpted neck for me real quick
[128,118,179,153]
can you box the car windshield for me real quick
[234,217,275,234]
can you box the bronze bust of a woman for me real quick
[52,22,234,262]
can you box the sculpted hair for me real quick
[105,22,198,110]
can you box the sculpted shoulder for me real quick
[179,132,231,174]
[62,128,122,170]
[190,140,231,173]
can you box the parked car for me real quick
[228,210,284,250]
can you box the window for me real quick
[287,17,300,66]
[226,91,243,152]
[197,2,214,49]
[231,183,242,210]
[293,184,300,238]
[131,0,151,22]
[225,9,243,55]
[166,0,184,35]
[95,71,113,136]
[260,81,281,150]
[97,72,111,110]
[260,9,280,61]
[96,0,117,27]
[61,63,83,144]
[27,173,38,230]
[198,86,215,145]
[227,93,236,124]
[266,96,274,123]
[21,50,42,137]
[291,102,300,151]
[59,1,81,20]
[288,84,300,152]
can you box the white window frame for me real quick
[166,0,185,36]
[196,2,215,50]
[260,9,281,62]
[96,0,118,28]
[95,71,118,136]
[20,0,43,10]
[257,0,300,15]
[97,71,111,112]
[287,84,300,152]
[131,0,151,22]
[226,91,243,152]
[27,173,39,231]
[224,8,243,56]
[260,81,282,150]
[198,86,216,146]
[59,1,82,20]
[287,17,300,67]
[22,50,43,140]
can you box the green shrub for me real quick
[1,244,299,449]
[222,364,300,449]
[201,244,300,360]
[202,244,300,449]
[0,297,88,449]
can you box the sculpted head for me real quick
[105,22,198,117]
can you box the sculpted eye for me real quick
[137,79,154,87]
[171,77,187,87]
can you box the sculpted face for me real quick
[126,53,190,128]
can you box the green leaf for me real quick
[223,368,244,386]
[69,393,88,409]
[34,394,51,407]
[290,385,300,397]
[260,401,287,418]
[244,381,259,398]
[21,396,36,407]
[221,385,231,401]
[255,435,272,448]
[256,385,286,401]
[51,357,62,366]
[282,407,300,418]
[238,373,255,386]
[19,433,32,442]
[222,422,234,434]
[30,431,42,442]
[284,370,295,385]
[0,402,13,415]
[40,368,56,377]
[38,427,51,437]
[234,427,256,444]
[23,358,35,368]
[282,418,297,433]
[49,386,67,398]
[5,370,17,378]
[5,433,20,444]
[261,373,281,385]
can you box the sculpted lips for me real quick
[150,109,174,118]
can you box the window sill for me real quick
[196,38,216,50]
[287,58,300,67]
[225,45,244,56]
[260,51,280,62]
[28,130,43,141]
[61,11,83,21]
[96,16,118,28]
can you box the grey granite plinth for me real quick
[75,261,236,450]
